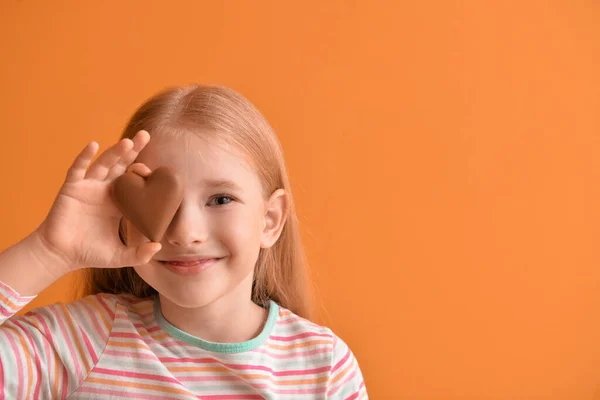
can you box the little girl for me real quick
[0,84,367,399]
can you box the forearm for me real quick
[0,231,71,296]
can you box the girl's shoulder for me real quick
[15,292,155,341]
[273,303,337,338]
[272,302,357,359]
[271,303,367,397]
[60,291,155,324]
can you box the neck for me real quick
[157,277,268,343]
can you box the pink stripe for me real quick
[110,331,178,347]
[95,295,115,319]
[340,368,359,388]
[32,314,53,345]
[13,321,42,399]
[269,332,332,342]
[5,330,24,400]
[104,350,158,360]
[345,391,360,400]
[332,347,351,373]
[110,331,174,348]
[76,386,179,400]
[0,306,12,318]
[251,346,330,359]
[345,381,366,400]
[48,307,83,382]
[93,367,182,385]
[79,328,98,364]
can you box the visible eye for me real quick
[209,194,235,206]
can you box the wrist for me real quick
[28,230,76,279]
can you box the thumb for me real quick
[127,163,153,178]
[122,242,162,266]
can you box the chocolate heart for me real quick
[111,166,184,243]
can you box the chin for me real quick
[133,262,226,309]
[135,257,256,310]
[156,282,228,309]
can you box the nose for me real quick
[164,200,208,248]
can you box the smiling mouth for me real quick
[156,258,223,274]
[159,259,220,266]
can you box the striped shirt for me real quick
[0,280,367,399]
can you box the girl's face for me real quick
[127,133,285,309]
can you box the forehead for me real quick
[135,134,259,191]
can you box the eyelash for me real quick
[209,194,235,206]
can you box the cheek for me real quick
[215,207,263,246]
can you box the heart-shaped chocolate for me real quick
[111,166,184,243]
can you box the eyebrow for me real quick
[203,179,243,192]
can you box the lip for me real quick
[157,258,222,275]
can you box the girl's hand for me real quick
[35,130,161,273]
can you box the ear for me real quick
[260,189,288,249]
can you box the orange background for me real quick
[1,1,600,398]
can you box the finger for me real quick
[106,130,151,181]
[65,141,99,183]
[126,163,153,177]
[120,242,162,266]
[85,138,133,181]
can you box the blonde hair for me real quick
[81,84,313,319]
